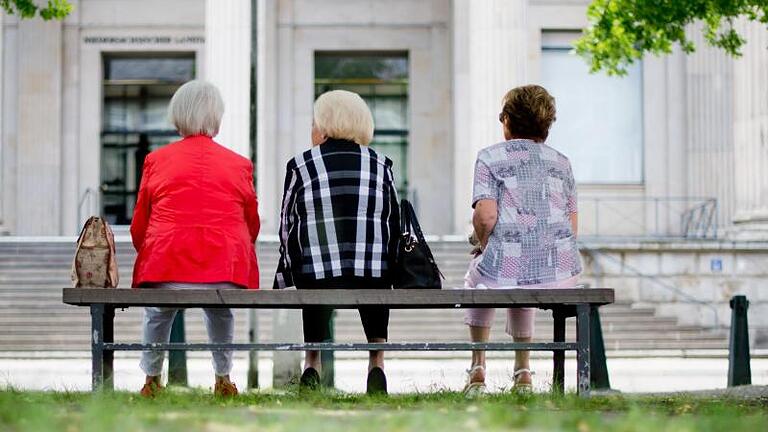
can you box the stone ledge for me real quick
[579,238,768,252]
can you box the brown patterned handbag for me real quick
[71,216,119,288]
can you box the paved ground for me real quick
[644,385,768,399]
[2,355,767,394]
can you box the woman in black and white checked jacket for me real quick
[274,90,400,394]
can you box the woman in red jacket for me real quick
[130,80,260,398]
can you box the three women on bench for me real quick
[130,80,580,397]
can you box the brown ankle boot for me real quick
[140,381,165,398]
[214,381,239,397]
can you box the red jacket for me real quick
[130,135,260,289]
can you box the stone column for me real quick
[732,20,768,239]
[255,0,302,386]
[452,0,528,233]
[685,26,735,232]
[0,10,5,233]
[16,18,63,235]
[205,0,252,157]
[61,3,82,235]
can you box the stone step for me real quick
[0,326,725,340]
[0,319,726,339]
[0,307,674,324]
[0,240,731,354]
[0,339,729,351]
[0,308,685,323]
[0,299,657,312]
[3,328,725,345]
[0,252,472,258]
[0,307,721,326]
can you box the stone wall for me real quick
[579,240,768,348]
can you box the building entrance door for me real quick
[100,54,195,226]
[314,52,409,197]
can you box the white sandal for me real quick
[513,368,534,392]
[463,365,487,396]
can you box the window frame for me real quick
[540,31,646,186]
[313,51,411,197]
[99,52,196,225]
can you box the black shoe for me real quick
[299,367,320,390]
[366,367,387,395]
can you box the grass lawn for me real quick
[1,388,767,432]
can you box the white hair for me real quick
[168,80,224,137]
[313,90,374,146]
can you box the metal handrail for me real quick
[77,188,98,233]
[582,246,720,329]
[580,196,719,239]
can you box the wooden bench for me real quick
[62,287,614,396]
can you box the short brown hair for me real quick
[500,85,556,142]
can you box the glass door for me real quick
[100,54,196,225]
[314,52,409,197]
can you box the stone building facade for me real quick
[1,0,766,240]
[2,1,768,334]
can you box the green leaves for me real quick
[0,0,72,20]
[575,0,768,76]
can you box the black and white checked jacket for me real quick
[273,139,400,289]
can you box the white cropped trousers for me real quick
[139,282,237,377]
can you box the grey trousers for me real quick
[139,282,237,377]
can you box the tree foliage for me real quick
[575,0,768,75]
[0,0,72,20]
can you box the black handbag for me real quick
[393,199,444,289]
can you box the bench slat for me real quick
[63,288,614,308]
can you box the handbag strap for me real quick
[399,199,444,279]
[400,199,427,245]
[400,199,413,235]
[75,216,95,246]
[400,199,420,237]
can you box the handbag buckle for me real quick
[403,235,418,252]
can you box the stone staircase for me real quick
[0,239,729,354]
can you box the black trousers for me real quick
[296,276,390,343]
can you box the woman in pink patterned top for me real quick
[463,85,581,394]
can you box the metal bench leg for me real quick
[576,304,591,397]
[90,304,104,391]
[552,309,566,394]
[104,306,115,391]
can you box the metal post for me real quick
[168,310,188,386]
[552,309,566,394]
[576,304,591,397]
[272,309,302,387]
[589,305,610,390]
[728,295,751,386]
[321,311,335,388]
[103,306,115,391]
[90,304,105,391]
[247,310,259,389]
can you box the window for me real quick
[314,52,409,196]
[101,54,195,225]
[540,32,644,183]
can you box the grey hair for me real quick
[168,80,225,137]
[313,90,374,145]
